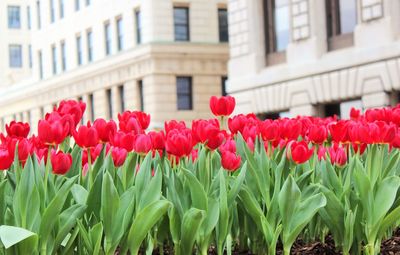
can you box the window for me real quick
[52,45,57,74]
[116,17,123,51]
[106,89,113,119]
[135,10,142,44]
[118,85,125,112]
[59,0,64,19]
[218,9,229,42]
[326,0,357,50]
[27,6,31,29]
[87,30,93,62]
[76,35,82,65]
[138,80,144,111]
[75,0,80,11]
[263,0,289,65]
[324,103,340,117]
[61,41,66,71]
[104,22,111,55]
[86,0,90,6]
[8,6,21,29]
[174,7,189,41]
[50,0,55,23]
[28,45,32,68]
[88,93,94,121]
[221,76,227,96]
[36,1,41,29]
[9,45,22,68]
[38,50,43,79]
[176,77,192,110]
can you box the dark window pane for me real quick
[59,0,64,18]
[87,31,93,61]
[76,36,82,65]
[28,45,32,68]
[218,9,229,42]
[50,0,55,22]
[135,10,141,44]
[75,0,80,11]
[176,77,192,110]
[27,6,31,29]
[221,76,227,96]
[117,18,123,51]
[174,7,189,41]
[61,42,66,71]
[36,1,41,29]
[138,80,144,111]
[104,23,111,55]
[8,6,21,29]
[106,89,112,119]
[274,0,290,51]
[52,45,57,74]
[38,51,43,79]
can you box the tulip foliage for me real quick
[1,97,400,254]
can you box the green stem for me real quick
[87,148,92,189]
[43,147,52,202]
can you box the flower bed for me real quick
[0,96,400,255]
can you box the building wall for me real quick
[0,0,32,88]
[0,0,229,132]
[227,0,400,117]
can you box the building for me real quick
[0,0,229,132]
[227,0,400,119]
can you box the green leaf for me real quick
[227,163,247,205]
[181,168,208,211]
[127,200,171,255]
[278,175,300,228]
[138,166,162,210]
[89,222,103,255]
[0,225,37,249]
[180,208,206,255]
[372,176,400,224]
[71,184,88,205]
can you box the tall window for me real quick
[174,7,189,41]
[28,45,32,68]
[218,8,229,42]
[86,0,90,6]
[88,93,94,121]
[176,77,192,110]
[36,1,41,29]
[138,80,144,111]
[87,30,93,62]
[106,89,113,119]
[104,22,111,55]
[50,0,55,23]
[135,10,142,44]
[264,0,289,64]
[116,17,123,51]
[75,0,80,11]
[76,35,82,65]
[59,0,64,19]
[221,76,227,96]
[27,6,31,29]
[38,50,43,79]
[8,6,21,29]
[118,85,125,112]
[326,0,357,50]
[61,41,66,71]
[52,45,57,74]
[9,45,22,68]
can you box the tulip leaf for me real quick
[0,225,38,253]
[180,208,206,255]
[127,200,171,255]
[181,167,208,211]
[71,184,88,205]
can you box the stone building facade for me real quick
[227,0,400,119]
[0,0,229,132]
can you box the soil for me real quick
[131,228,400,254]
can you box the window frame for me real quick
[263,0,287,66]
[173,7,190,42]
[8,6,21,29]
[325,0,356,51]
[9,44,23,68]
[218,8,229,43]
[176,76,193,110]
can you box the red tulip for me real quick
[51,151,72,175]
[220,139,236,153]
[93,118,117,143]
[259,120,280,142]
[7,138,33,164]
[72,122,99,149]
[148,131,165,151]
[0,146,13,170]
[118,111,150,133]
[289,141,313,164]
[209,96,236,117]
[228,113,257,135]
[350,108,361,120]
[133,134,152,155]
[192,119,224,150]
[307,125,327,144]
[38,117,70,145]
[164,120,186,134]
[111,147,127,167]
[55,100,86,128]
[221,151,241,171]
[111,131,135,152]
[328,145,347,167]
[165,129,193,158]
[6,121,30,138]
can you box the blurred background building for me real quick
[227,0,400,119]
[0,0,229,132]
